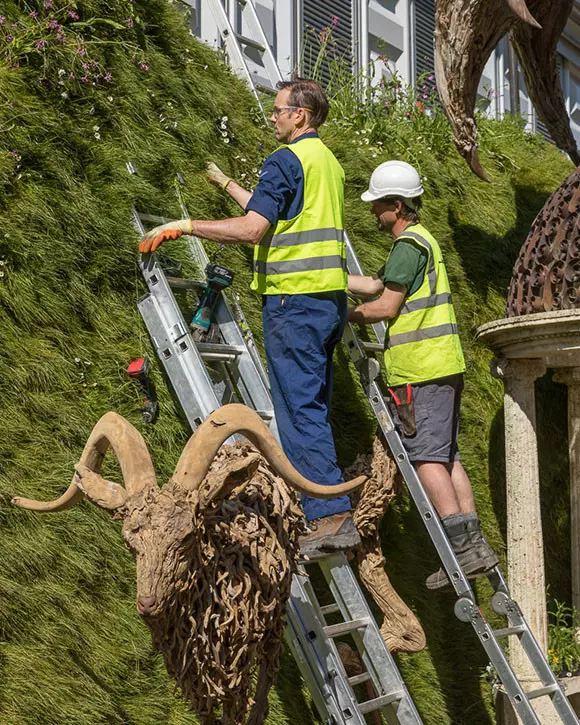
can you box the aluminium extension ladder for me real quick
[343,244,580,725]
[185,2,580,722]
[132,202,426,724]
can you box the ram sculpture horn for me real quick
[435,0,579,179]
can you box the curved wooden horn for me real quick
[12,412,157,512]
[506,0,541,28]
[172,404,367,496]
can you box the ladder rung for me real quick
[493,625,526,638]
[138,212,169,224]
[166,276,205,291]
[526,684,559,700]
[323,619,368,638]
[358,691,404,714]
[196,342,245,360]
[360,341,384,354]
[255,409,274,421]
[320,603,340,616]
[348,672,372,687]
[235,32,265,52]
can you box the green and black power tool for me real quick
[190,263,234,341]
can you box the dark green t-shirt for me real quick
[377,238,428,296]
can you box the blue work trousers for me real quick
[262,292,351,521]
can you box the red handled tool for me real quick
[127,357,159,424]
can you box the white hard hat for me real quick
[361,160,424,205]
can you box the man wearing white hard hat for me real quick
[348,160,498,590]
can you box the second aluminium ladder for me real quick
[133,206,425,725]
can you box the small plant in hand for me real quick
[548,597,580,677]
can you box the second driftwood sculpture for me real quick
[13,403,366,725]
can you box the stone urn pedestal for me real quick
[477,309,580,724]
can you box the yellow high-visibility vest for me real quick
[251,137,348,295]
[383,223,465,385]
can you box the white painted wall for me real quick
[193,0,580,149]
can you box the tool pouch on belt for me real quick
[388,383,416,437]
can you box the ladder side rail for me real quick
[204,0,265,112]
[239,0,284,88]
[178,199,271,396]
[489,572,580,724]
[342,320,548,724]
[290,573,368,724]
[319,554,424,725]
[343,322,473,597]
[175,201,280,441]
[344,231,386,344]
[283,613,338,725]
[133,211,236,435]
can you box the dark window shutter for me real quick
[414,0,435,82]
[302,0,353,87]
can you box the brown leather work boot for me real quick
[299,512,361,559]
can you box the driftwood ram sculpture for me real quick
[13,404,366,725]
[436,0,580,179]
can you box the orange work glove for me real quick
[139,219,193,254]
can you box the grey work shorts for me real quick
[388,374,464,463]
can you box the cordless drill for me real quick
[190,263,234,341]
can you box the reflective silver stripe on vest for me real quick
[386,323,458,348]
[262,227,345,249]
[253,254,347,276]
[399,230,436,294]
[400,292,452,315]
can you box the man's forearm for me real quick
[348,274,384,298]
[225,180,253,210]
[190,216,264,245]
[348,300,393,324]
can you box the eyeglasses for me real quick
[271,105,313,118]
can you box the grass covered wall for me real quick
[0,1,575,723]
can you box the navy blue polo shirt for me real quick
[245,131,319,226]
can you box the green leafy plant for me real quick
[548,597,580,676]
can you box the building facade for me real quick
[191,0,580,148]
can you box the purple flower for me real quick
[35,39,46,49]
[139,62,149,71]
[104,72,112,82]
[427,74,434,81]
[75,46,87,56]
[11,22,18,29]
[29,10,39,18]
[125,17,133,28]
[47,18,59,29]
[0,16,5,25]
[44,0,54,7]
[422,93,428,99]
[9,150,19,158]
[68,11,79,20]
[331,14,339,25]
[80,75,89,83]
[6,34,13,42]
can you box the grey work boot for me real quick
[299,512,361,560]
[426,516,496,591]
[465,516,499,571]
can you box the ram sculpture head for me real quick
[13,403,366,725]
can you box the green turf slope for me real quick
[0,1,574,723]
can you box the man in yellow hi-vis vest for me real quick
[139,79,360,558]
[347,160,498,589]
